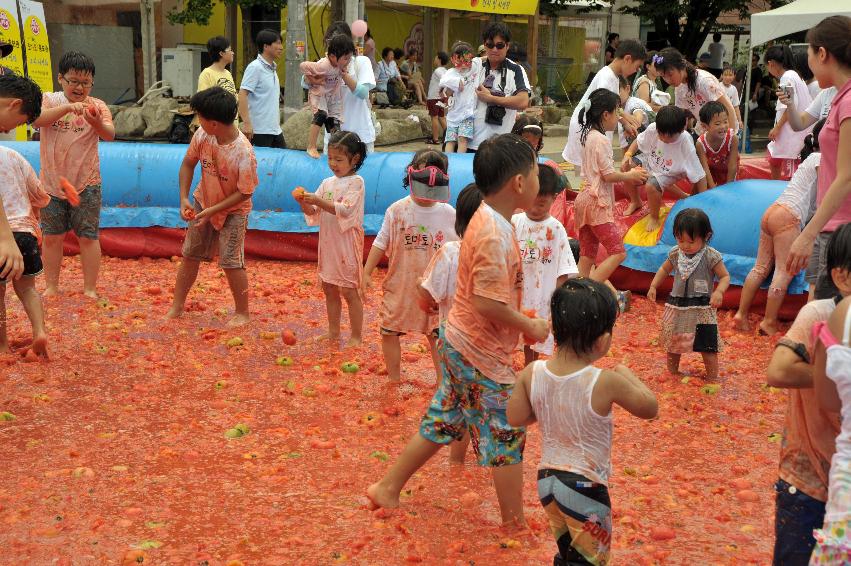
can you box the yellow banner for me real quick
[0,0,25,139]
[18,0,51,94]
[389,0,539,16]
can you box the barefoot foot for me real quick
[83,289,99,299]
[732,311,751,331]
[227,313,250,327]
[43,287,59,298]
[645,216,661,233]
[623,202,641,216]
[346,336,362,348]
[31,333,49,359]
[307,147,321,159]
[758,321,779,336]
[366,482,400,510]
[165,307,184,320]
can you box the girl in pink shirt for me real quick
[785,16,851,297]
[362,149,458,381]
[573,88,648,312]
[298,131,367,347]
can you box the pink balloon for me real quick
[351,19,368,38]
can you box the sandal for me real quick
[617,290,632,314]
[425,138,440,145]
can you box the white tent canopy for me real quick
[750,0,851,48]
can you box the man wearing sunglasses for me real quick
[468,22,530,153]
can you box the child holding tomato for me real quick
[32,51,114,299]
[297,131,368,347]
[166,87,258,327]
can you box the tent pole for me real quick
[743,46,753,142]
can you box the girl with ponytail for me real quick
[574,88,649,313]
[764,44,814,180]
[654,47,739,135]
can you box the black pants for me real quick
[251,133,286,149]
[773,479,825,566]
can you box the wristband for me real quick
[776,337,810,364]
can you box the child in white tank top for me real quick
[508,278,658,566]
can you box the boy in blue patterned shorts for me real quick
[367,134,549,527]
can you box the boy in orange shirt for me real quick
[33,51,115,298]
[0,74,44,283]
[367,134,549,528]
[166,86,259,327]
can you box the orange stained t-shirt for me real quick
[445,202,523,384]
[186,128,259,231]
[39,92,113,199]
[373,196,457,334]
[0,146,49,239]
[303,174,365,289]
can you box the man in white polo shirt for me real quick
[239,29,285,148]
[468,22,530,153]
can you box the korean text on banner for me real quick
[386,0,538,16]
[18,0,51,93]
[0,0,25,139]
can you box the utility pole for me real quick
[283,0,307,121]
[344,0,358,29]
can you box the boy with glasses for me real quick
[32,51,114,299]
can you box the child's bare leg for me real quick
[492,463,526,527]
[523,345,538,366]
[367,432,443,509]
[382,333,402,381]
[578,256,594,278]
[224,267,249,326]
[439,116,446,133]
[307,124,322,158]
[0,283,7,353]
[79,237,101,299]
[449,431,470,464]
[760,294,784,336]
[734,274,762,331]
[12,277,47,358]
[622,181,643,216]
[645,187,663,232]
[458,137,468,154]
[322,282,343,341]
[166,258,201,319]
[445,141,457,153]
[42,234,64,296]
[589,252,626,284]
[702,352,719,380]
[430,115,440,141]
[340,286,363,347]
[667,352,681,374]
[427,333,440,381]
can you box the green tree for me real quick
[167,0,287,74]
[543,0,787,60]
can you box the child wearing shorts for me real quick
[166,87,259,327]
[0,146,51,358]
[33,51,115,298]
[362,149,457,382]
[425,51,449,145]
[367,134,549,527]
[508,278,657,565]
[439,42,480,153]
[622,106,707,233]
[0,74,43,284]
[299,34,355,159]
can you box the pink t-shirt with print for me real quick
[38,92,113,199]
[817,79,851,233]
[186,128,259,231]
[445,202,523,384]
[373,196,457,334]
[304,174,365,289]
[574,130,616,228]
[0,146,49,238]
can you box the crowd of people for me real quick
[0,13,850,566]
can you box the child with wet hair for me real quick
[512,114,544,153]
[507,277,658,566]
[362,148,458,381]
[513,162,578,363]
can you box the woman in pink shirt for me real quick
[785,16,851,299]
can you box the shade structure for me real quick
[750,0,851,47]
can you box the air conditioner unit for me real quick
[162,45,205,98]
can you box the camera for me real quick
[485,104,506,126]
